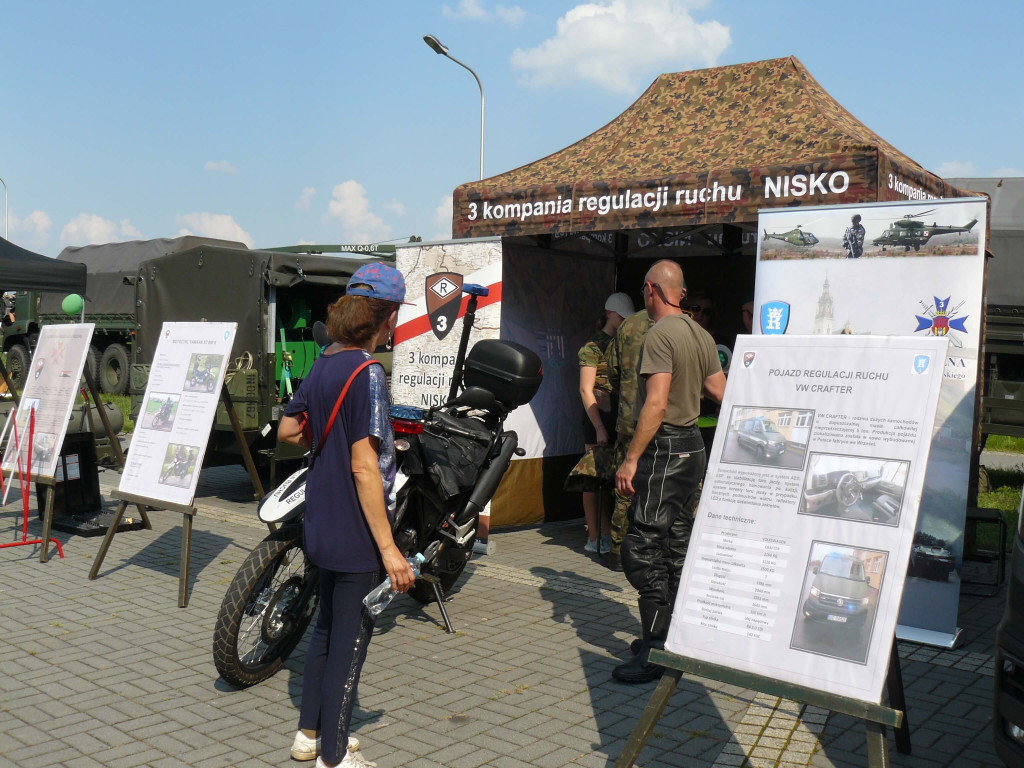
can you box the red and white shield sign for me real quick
[426,272,463,340]
[743,351,756,368]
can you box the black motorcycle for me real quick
[212,285,542,688]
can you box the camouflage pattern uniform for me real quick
[605,309,654,555]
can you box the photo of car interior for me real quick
[798,454,909,526]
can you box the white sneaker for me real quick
[584,539,599,553]
[291,731,320,761]
[292,733,360,761]
[315,751,377,768]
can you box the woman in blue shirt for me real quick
[279,263,414,768]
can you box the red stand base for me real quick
[0,538,64,558]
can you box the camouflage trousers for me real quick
[609,433,634,554]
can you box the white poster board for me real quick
[2,323,95,479]
[119,322,236,507]
[667,334,947,703]
[753,197,986,646]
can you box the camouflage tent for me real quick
[453,57,977,239]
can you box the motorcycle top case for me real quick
[463,339,542,408]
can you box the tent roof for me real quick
[453,56,976,238]
[0,236,87,294]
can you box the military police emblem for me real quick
[426,272,463,340]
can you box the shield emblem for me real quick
[426,272,463,340]
[743,351,755,368]
[913,355,930,374]
[760,301,790,335]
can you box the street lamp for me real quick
[0,176,7,240]
[423,34,485,180]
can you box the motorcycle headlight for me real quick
[810,586,820,598]
[860,596,870,606]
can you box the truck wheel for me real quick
[85,345,101,386]
[100,344,130,395]
[5,344,30,390]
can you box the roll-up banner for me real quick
[752,198,987,648]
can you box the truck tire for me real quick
[99,343,130,395]
[5,344,30,391]
[85,344,101,386]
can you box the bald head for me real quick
[646,260,684,297]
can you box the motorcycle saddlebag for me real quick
[463,339,542,408]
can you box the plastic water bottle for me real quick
[362,553,426,617]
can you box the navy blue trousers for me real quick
[299,568,379,764]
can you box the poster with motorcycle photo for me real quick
[753,197,986,648]
[666,334,947,704]
[1,323,95,480]
[119,322,236,507]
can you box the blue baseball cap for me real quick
[346,263,409,304]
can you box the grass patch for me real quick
[107,393,134,432]
[985,435,1024,454]
[977,467,1023,552]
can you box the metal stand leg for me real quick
[39,485,55,563]
[429,579,455,634]
[866,720,890,768]
[613,669,683,768]
[89,501,128,579]
[179,512,194,608]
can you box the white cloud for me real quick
[496,5,526,25]
[60,214,143,247]
[176,213,254,248]
[8,210,52,248]
[204,160,238,173]
[443,0,489,20]
[442,0,525,25]
[511,0,730,93]
[433,195,454,241]
[295,187,316,211]
[936,161,978,178]
[325,180,392,243]
[383,199,406,216]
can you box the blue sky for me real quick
[3,1,1021,254]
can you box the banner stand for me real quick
[613,640,910,768]
[88,488,198,607]
[0,472,64,562]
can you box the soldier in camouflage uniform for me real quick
[602,307,654,571]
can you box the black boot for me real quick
[613,598,670,684]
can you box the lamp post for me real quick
[0,176,7,239]
[423,34,485,180]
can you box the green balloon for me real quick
[62,293,84,316]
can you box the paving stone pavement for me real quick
[0,464,1008,767]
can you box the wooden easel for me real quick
[614,639,910,768]
[87,383,265,607]
[89,489,197,606]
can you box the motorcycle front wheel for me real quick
[213,525,319,688]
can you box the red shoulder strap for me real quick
[311,358,379,460]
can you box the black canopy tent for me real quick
[1,236,87,294]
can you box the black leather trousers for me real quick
[621,424,705,606]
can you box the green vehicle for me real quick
[2,236,247,394]
[127,239,394,479]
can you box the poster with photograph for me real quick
[119,322,236,507]
[666,334,947,704]
[753,197,987,647]
[1,323,95,478]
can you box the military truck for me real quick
[128,239,394,478]
[1,236,247,394]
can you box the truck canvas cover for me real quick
[40,236,247,314]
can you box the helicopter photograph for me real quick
[871,209,978,253]
[763,225,819,247]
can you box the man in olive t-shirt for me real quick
[613,260,725,684]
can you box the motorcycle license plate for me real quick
[826,614,847,623]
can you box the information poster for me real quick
[754,197,986,646]
[120,322,236,507]
[1,323,95,478]
[667,334,947,703]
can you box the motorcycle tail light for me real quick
[393,419,424,435]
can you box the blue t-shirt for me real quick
[284,349,392,573]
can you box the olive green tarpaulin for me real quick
[453,57,977,239]
[0,236,86,294]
